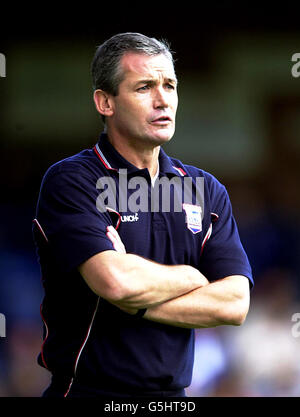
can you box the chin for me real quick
[145,135,171,147]
[150,128,175,145]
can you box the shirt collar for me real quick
[94,132,186,177]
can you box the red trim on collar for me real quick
[93,145,118,171]
[172,166,187,176]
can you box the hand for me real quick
[197,271,210,287]
[106,226,138,314]
[106,226,126,254]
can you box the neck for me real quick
[105,127,160,179]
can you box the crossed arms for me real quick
[78,226,250,329]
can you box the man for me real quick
[33,32,253,398]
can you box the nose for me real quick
[153,86,169,109]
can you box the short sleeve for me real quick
[200,183,254,288]
[34,166,115,273]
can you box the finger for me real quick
[107,225,119,238]
[106,228,118,246]
[106,229,118,247]
[107,226,125,249]
[106,228,126,253]
[107,231,121,252]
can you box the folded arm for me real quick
[102,226,250,328]
[143,275,250,328]
[78,227,209,309]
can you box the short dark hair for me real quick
[91,32,175,96]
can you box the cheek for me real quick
[172,93,178,113]
[113,99,149,135]
[116,96,148,121]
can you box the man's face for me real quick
[109,52,178,147]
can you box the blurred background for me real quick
[1,2,300,397]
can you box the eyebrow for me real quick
[135,77,178,87]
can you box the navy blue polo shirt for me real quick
[33,132,253,397]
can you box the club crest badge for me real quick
[182,204,202,234]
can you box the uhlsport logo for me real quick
[121,213,139,223]
[0,53,6,78]
[0,313,6,337]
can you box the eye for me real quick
[165,83,175,90]
[137,85,150,92]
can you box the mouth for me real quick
[150,116,172,126]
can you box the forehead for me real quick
[120,52,176,82]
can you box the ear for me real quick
[93,89,114,118]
